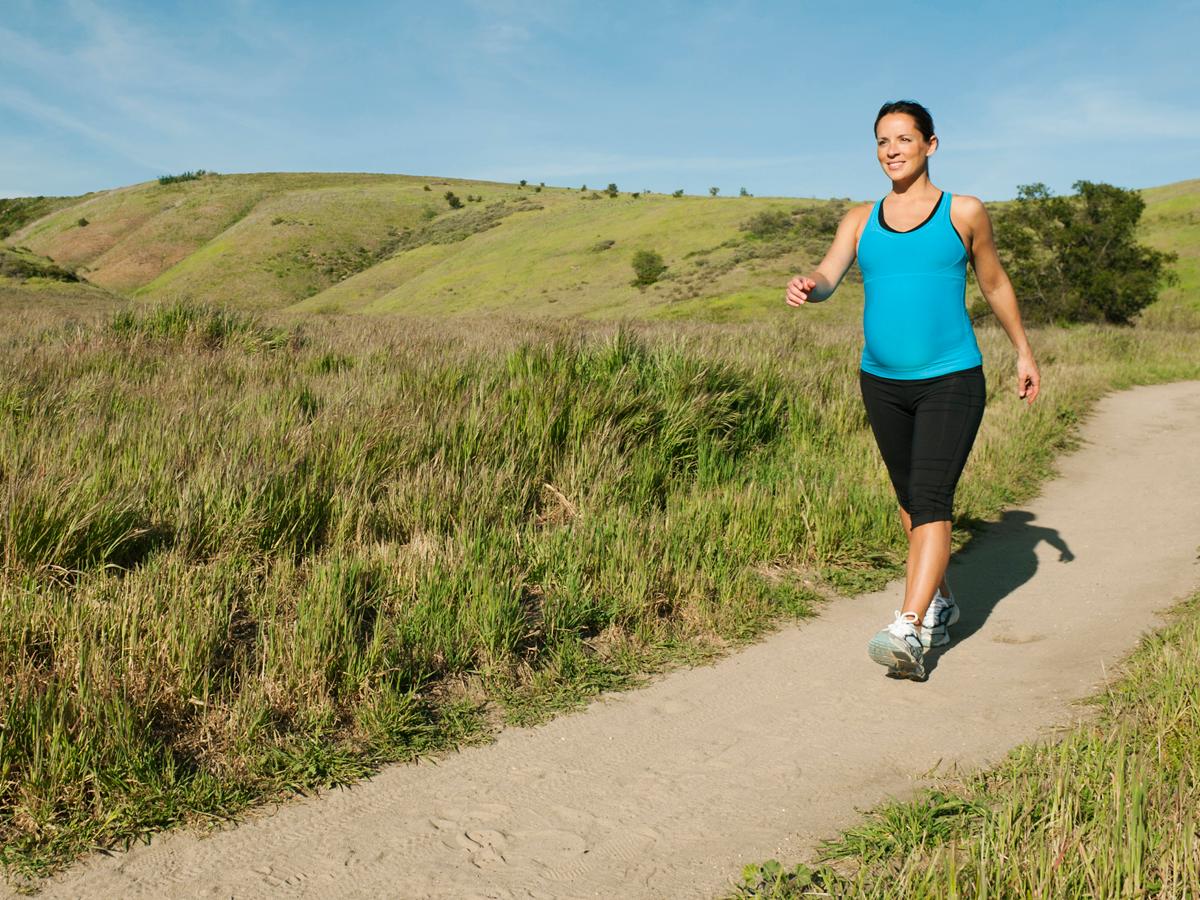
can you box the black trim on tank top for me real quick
[878,192,943,233]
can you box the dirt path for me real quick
[23,382,1200,900]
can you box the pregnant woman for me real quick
[785,99,1040,680]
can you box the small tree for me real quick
[519,179,527,189]
[672,189,684,198]
[709,186,720,197]
[739,187,751,197]
[580,184,587,191]
[76,217,89,227]
[444,191,463,209]
[606,183,619,197]
[630,249,667,287]
[631,192,640,199]
[994,181,1177,325]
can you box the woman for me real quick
[785,99,1040,680]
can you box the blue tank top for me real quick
[856,191,983,379]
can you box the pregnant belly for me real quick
[863,281,973,374]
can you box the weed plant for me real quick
[1,301,1198,881]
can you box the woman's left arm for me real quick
[956,195,1041,406]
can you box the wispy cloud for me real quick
[0,84,168,172]
[956,79,1200,151]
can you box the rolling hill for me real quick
[2,173,1196,324]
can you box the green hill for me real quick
[0,244,122,313]
[2,173,1196,323]
[1136,178,1200,325]
[3,173,857,322]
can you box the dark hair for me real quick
[874,100,935,142]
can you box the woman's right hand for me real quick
[785,275,817,307]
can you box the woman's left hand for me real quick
[1017,354,1040,406]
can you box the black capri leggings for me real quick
[859,365,986,528]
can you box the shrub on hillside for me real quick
[630,249,667,287]
[444,191,463,209]
[672,189,684,198]
[740,209,793,239]
[994,181,1177,325]
[740,187,751,197]
[709,187,720,197]
[606,183,619,198]
[76,217,89,227]
[158,170,211,185]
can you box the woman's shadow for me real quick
[923,509,1074,675]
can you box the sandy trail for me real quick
[22,381,1200,900]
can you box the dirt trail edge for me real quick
[24,382,1200,900]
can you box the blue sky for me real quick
[2,0,1197,201]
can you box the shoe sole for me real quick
[867,632,926,680]
[921,603,961,650]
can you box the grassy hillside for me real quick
[0,245,122,316]
[2,173,1196,326]
[4,172,861,321]
[0,196,81,240]
[1136,178,1200,326]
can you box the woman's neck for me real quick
[890,170,937,198]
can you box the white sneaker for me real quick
[867,610,926,680]
[921,587,960,649]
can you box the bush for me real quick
[630,249,667,287]
[606,183,619,198]
[423,185,431,191]
[444,191,463,209]
[672,189,684,198]
[157,170,210,186]
[994,181,1177,325]
[631,192,640,199]
[740,209,793,239]
[739,187,751,197]
[76,217,89,228]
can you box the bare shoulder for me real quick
[841,201,874,234]
[950,193,990,224]
[846,201,874,222]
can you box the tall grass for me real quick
[2,301,1199,880]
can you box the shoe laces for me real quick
[887,609,920,638]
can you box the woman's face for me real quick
[875,113,937,183]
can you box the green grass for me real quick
[4,172,857,318]
[732,589,1200,899]
[1,298,1198,884]
[4,174,1195,328]
[1136,179,1200,327]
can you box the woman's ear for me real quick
[926,134,939,157]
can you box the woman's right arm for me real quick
[785,204,870,306]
